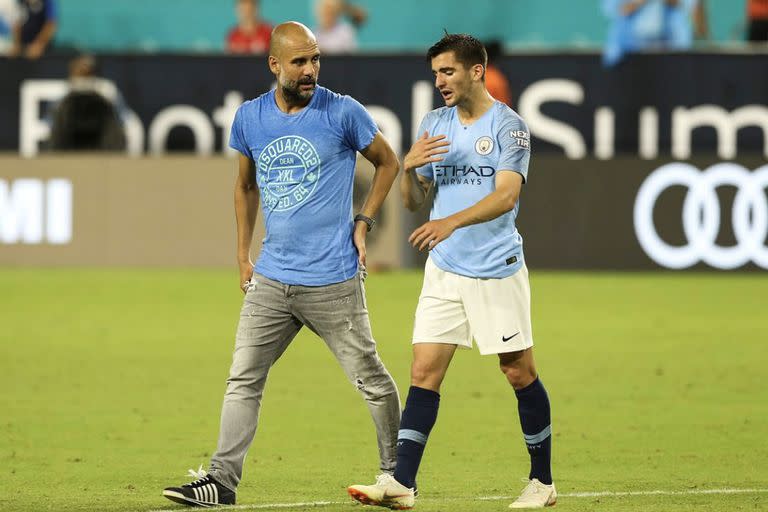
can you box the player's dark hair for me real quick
[426,33,487,79]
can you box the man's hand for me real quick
[239,260,254,294]
[409,217,459,251]
[24,41,45,59]
[404,131,450,172]
[353,221,367,268]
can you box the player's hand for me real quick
[403,131,450,172]
[239,260,254,294]
[409,217,458,251]
[353,221,367,268]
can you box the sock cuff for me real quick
[514,376,544,398]
[406,385,440,404]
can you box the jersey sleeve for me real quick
[413,115,434,181]
[341,95,377,152]
[228,104,252,160]
[497,112,531,183]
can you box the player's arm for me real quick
[355,131,400,266]
[409,171,523,251]
[400,131,449,211]
[234,153,260,293]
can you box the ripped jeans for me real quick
[208,271,401,491]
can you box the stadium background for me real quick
[1,1,767,511]
[53,1,745,51]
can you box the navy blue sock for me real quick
[393,386,440,489]
[515,377,552,485]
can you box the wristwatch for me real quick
[354,213,375,232]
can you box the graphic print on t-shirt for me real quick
[257,135,321,211]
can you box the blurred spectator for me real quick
[9,0,57,59]
[226,0,272,54]
[315,0,367,54]
[483,40,513,107]
[0,0,19,54]
[602,0,699,66]
[747,0,768,41]
[49,54,126,151]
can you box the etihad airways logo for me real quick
[434,165,494,186]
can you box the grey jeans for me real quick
[208,271,401,491]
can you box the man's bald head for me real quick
[269,21,317,59]
[268,21,321,108]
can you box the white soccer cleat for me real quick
[347,473,416,510]
[509,478,557,509]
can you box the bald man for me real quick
[162,22,402,507]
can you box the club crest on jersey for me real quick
[257,135,321,211]
[475,136,494,155]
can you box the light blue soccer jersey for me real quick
[416,101,531,278]
[229,86,377,286]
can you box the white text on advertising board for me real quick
[0,179,72,244]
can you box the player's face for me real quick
[431,51,481,107]
[273,39,321,103]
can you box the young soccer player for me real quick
[348,33,555,509]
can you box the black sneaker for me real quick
[163,467,236,507]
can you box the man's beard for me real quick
[281,77,316,103]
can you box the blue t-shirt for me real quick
[229,86,377,286]
[416,101,531,279]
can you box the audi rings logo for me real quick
[634,163,768,270]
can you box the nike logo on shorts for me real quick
[502,332,520,342]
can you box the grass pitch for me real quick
[1,269,766,512]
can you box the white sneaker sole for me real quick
[509,496,557,508]
[347,487,414,510]
[163,489,217,508]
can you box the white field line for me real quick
[482,487,768,500]
[147,487,768,511]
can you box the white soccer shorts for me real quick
[412,257,534,355]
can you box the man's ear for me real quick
[268,55,280,75]
[473,63,485,81]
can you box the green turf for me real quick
[1,269,766,512]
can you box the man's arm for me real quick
[400,131,449,211]
[692,0,708,39]
[9,21,22,57]
[342,1,368,26]
[409,171,523,251]
[622,0,647,16]
[25,20,57,59]
[234,153,260,292]
[354,131,400,266]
